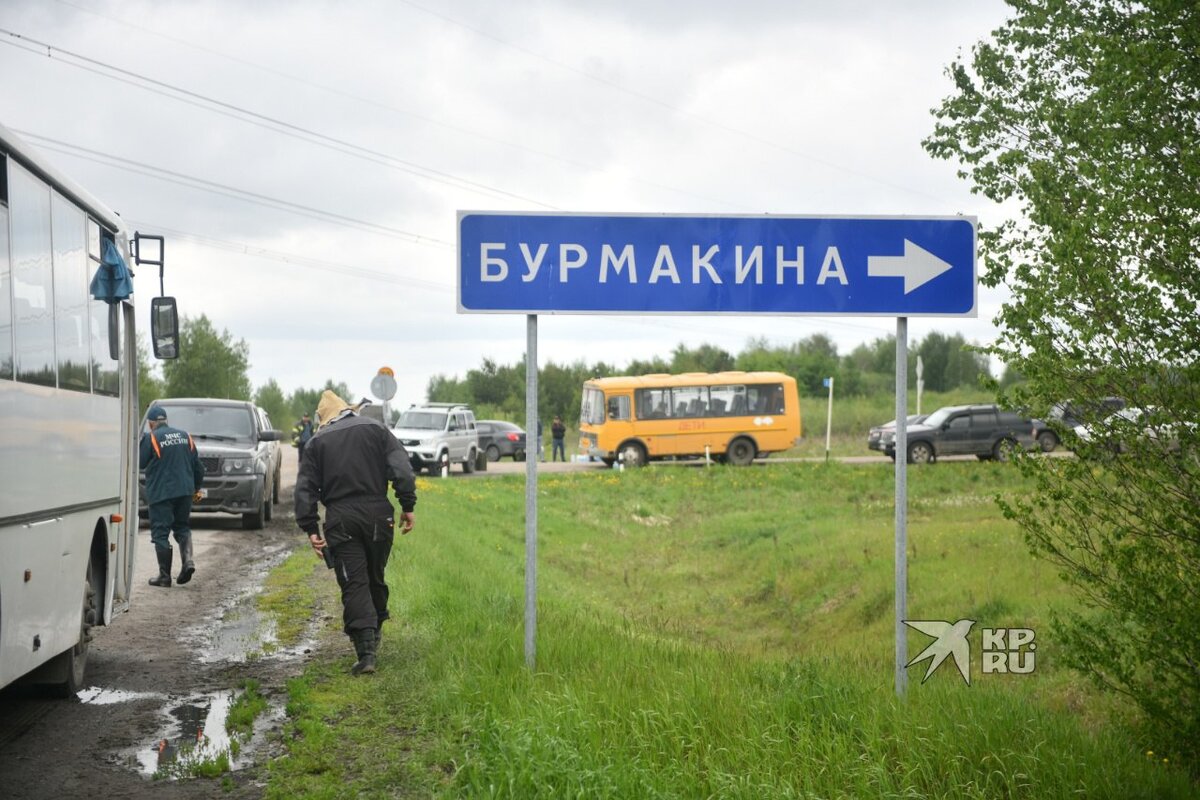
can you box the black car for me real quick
[878,404,1038,464]
[867,414,928,454]
[476,420,527,462]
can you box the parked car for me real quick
[139,398,283,529]
[391,403,480,476]
[1073,406,1192,456]
[476,420,527,462]
[867,414,927,454]
[1035,396,1125,452]
[877,404,1039,464]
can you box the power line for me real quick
[124,220,453,291]
[0,29,558,209]
[19,131,452,247]
[52,0,750,212]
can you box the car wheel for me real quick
[243,506,265,529]
[264,494,274,522]
[514,450,526,462]
[619,441,647,468]
[907,441,934,464]
[463,449,476,474]
[475,449,488,472]
[727,437,756,466]
[486,445,501,462]
[272,465,281,504]
[1037,430,1058,453]
[993,438,1018,462]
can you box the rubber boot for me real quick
[148,547,173,588]
[350,629,378,675]
[176,535,195,585]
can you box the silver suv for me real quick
[391,403,480,476]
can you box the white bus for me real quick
[0,122,178,695]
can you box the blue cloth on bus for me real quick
[89,238,134,303]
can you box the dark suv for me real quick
[140,399,283,529]
[878,404,1039,464]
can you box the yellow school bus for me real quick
[578,371,802,467]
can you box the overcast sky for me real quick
[0,0,1015,412]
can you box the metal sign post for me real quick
[894,318,909,697]
[524,314,538,670]
[457,211,975,678]
[823,376,834,463]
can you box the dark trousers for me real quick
[148,495,192,550]
[552,438,566,461]
[328,514,395,634]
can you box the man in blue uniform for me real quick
[140,405,206,588]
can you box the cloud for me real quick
[1,0,1014,407]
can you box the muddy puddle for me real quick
[90,542,313,780]
[106,689,285,779]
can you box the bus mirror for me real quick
[151,296,180,360]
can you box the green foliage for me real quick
[264,467,1195,797]
[288,380,351,421]
[227,680,268,739]
[254,378,289,431]
[160,314,251,400]
[925,0,1200,764]
[136,333,164,415]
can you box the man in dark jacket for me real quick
[139,405,206,587]
[295,391,417,675]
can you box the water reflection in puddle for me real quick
[121,690,238,778]
[78,686,166,705]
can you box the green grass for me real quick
[264,464,1197,798]
[258,547,325,651]
[227,679,267,739]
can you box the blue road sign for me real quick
[458,212,976,317]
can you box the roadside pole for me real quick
[524,314,538,670]
[895,317,908,697]
[823,376,834,463]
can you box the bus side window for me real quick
[607,395,630,421]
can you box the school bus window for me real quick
[636,387,672,419]
[748,383,785,414]
[710,384,742,416]
[674,386,707,418]
[607,394,630,421]
[581,387,605,425]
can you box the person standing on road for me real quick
[292,411,315,463]
[139,405,206,588]
[551,415,567,461]
[295,390,417,676]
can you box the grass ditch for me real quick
[262,464,1197,797]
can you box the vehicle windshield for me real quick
[396,411,447,430]
[580,387,605,425]
[922,407,958,428]
[151,406,255,439]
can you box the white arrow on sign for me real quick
[867,240,953,294]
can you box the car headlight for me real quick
[881,432,895,443]
[224,459,251,473]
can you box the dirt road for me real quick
[0,449,316,800]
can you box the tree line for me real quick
[137,314,351,434]
[140,315,992,432]
[428,331,991,424]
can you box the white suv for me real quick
[391,403,480,476]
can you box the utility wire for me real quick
[0,29,558,209]
[52,0,750,212]
[20,131,453,247]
